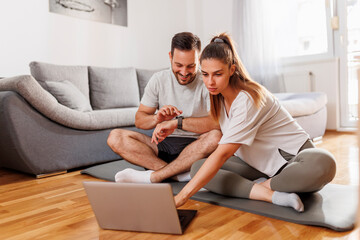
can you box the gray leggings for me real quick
[190,140,336,199]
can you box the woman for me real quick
[174,33,336,212]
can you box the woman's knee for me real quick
[298,149,336,191]
[313,149,337,183]
[273,148,336,192]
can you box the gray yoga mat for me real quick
[81,160,358,232]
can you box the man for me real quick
[107,32,221,183]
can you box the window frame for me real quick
[338,0,359,129]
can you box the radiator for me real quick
[282,71,313,93]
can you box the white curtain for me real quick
[232,0,286,92]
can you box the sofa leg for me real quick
[36,170,67,178]
[312,136,323,145]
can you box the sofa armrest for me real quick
[0,91,120,175]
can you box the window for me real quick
[295,0,328,56]
[274,0,331,58]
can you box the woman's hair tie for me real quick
[214,38,224,43]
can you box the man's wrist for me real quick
[176,116,184,129]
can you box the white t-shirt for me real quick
[219,90,309,177]
[141,68,210,138]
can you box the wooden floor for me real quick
[0,131,359,239]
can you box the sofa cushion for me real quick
[29,61,90,101]
[89,66,140,110]
[136,68,160,99]
[45,80,92,112]
[274,92,327,117]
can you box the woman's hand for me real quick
[174,194,188,208]
[151,120,177,144]
[173,144,241,208]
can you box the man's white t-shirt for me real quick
[219,90,309,177]
[141,68,209,138]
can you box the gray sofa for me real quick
[0,62,156,177]
[0,61,328,177]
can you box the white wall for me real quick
[190,0,233,44]
[0,0,197,77]
[0,0,339,129]
[0,0,234,77]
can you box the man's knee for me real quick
[206,129,222,141]
[198,129,222,152]
[107,129,128,151]
[107,129,119,149]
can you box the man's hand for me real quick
[151,120,177,144]
[155,105,182,124]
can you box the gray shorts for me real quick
[157,137,196,163]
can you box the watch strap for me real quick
[176,116,184,129]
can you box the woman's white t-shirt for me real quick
[218,90,309,177]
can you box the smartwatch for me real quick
[176,116,184,129]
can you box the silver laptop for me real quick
[83,181,197,235]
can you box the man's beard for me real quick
[173,71,197,85]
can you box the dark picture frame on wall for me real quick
[49,0,127,27]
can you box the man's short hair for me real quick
[171,32,201,56]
